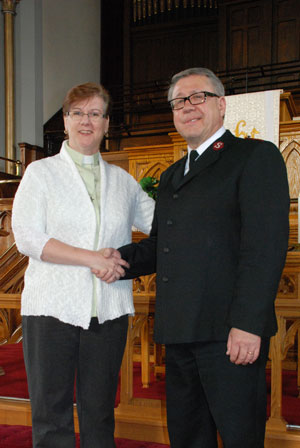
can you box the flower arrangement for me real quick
[139,176,159,200]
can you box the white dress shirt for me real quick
[184,126,226,175]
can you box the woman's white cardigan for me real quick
[12,142,155,329]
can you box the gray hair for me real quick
[167,67,225,101]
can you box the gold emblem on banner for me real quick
[234,120,260,139]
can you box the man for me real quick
[101,68,290,447]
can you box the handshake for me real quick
[91,248,129,283]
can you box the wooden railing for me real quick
[266,250,300,446]
[18,142,45,175]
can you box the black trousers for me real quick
[22,315,128,448]
[165,339,270,448]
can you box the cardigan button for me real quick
[163,247,170,253]
[173,193,179,199]
[162,276,169,282]
[167,219,173,226]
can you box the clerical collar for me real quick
[82,154,97,165]
[65,141,99,166]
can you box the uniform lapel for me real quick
[171,157,187,189]
[172,130,232,191]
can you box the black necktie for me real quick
[189,150,199,170]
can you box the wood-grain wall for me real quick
[101,0,300,98]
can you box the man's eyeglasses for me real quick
[169,91,220,110]
[66,110,107,122]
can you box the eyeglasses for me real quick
[169,91,220,110]
[66,110,107,122]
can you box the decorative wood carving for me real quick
[125,143,178,181]
[278,274,297,298]
[0,199,28,346]
[133,273,156,294]
[279,119,300,246]
[267,251,300,441]
[280,127,300,199]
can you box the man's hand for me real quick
[100,248,122,261]
[91,248,129,283]
[226,328,261,365]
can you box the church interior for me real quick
[0,0,300,446]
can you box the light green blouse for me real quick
[66,142,100,317]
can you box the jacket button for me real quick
[167,219,173,226]
[162,276,169,282]
[173,193,179,199]
[163,247,170,253]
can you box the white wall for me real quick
[0,0,101,162]
[43,0,101,122]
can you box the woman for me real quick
[12,82,154,448]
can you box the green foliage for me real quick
[139,176,159,200]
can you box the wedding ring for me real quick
[247,351,253,355]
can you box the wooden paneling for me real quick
[131,19,219,85]
[273,0,300,63]
[223,0,272,70]
[101,0,300,88]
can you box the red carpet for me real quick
[1,343,300,445]
[0,425,169,447]
[0,342,166,405]
[0,343,29,399]
[0,343,168,446]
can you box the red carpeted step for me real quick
[0,425,169,448]
[0,343,29,399]
[0,342,167,405]
[1,342,300,429]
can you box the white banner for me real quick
[224,90,282,147]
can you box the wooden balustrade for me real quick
[265,250,300,447]
[0,194,27,392]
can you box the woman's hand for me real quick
[41,239,129,283]
[90,248,129,283]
